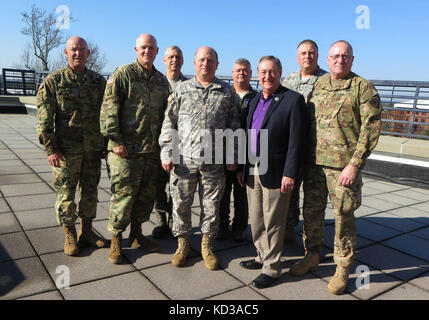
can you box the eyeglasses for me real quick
[328,54,352,61]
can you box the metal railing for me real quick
[22,71,429,140]
[2,68,37,96]
[217,77,429,141]
[371,80,429,140]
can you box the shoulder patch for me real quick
[107,77,114,85]
[167,94,174,103]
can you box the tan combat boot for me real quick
[109,233,122,264]
[289,252,319,276]
[201,234,218,270]
[128,220,160,252]
[284,225,296,244]
[63,224,79,256]
[328,266,349,295]
[78,219,106,248]
[172,235,190,267]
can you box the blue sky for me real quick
[1,0,428,81]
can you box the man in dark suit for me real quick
[237,56,305,289]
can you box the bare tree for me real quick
[20,5,66,71]
[51,40,108,73]
[85,41,107,73]
[19,46,42,71]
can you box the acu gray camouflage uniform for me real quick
[159,77,241,237]
[100,60,169,236]
[303,72,382,268]
[281,67,328,228]
[36,66,106,226]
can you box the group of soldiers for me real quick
[36,33,381,295]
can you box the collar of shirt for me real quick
[320,72,355,91]
[260,93,274,105]
[66,65,88,83]
[134,59,155,79]
[191,76,222,90]
[299,67,324,85]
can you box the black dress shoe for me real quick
[251,273,278,289]
[240,259,263,270]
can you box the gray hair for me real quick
[257,56,282,73]
[164,45,183,58]
[234,58,251,69]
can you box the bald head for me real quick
[329,40,353,56]
[194,46,218,62]
[64,36,90,72]
[66,37,88,50]
[194,46,219,85]
[134,33,159,70]
[136,34,157,47]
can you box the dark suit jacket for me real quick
[243,85,305,189]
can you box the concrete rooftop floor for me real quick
[1,114,429,301]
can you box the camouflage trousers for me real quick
[51,152,101,226]
[170,162,225,237]
[107,152,159,236]
[302,164,362,268]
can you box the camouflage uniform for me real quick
[303,72,382,267]
[153,73,188,230]
[166,73,188,89]
[100,60,169,235]
[282,67,328,102]
[36,66,106,226]
[281,67,327,228]
[159,77,241,237]
[219,86,257,235]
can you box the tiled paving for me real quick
[1,114,429,300]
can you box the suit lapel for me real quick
[260,92,284,129]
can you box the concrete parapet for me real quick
[0,95,36,106]
[375,136,429,160]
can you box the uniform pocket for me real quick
[57,86,78,113]
[336,95,356,127]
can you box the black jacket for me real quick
[243,85,305,189]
